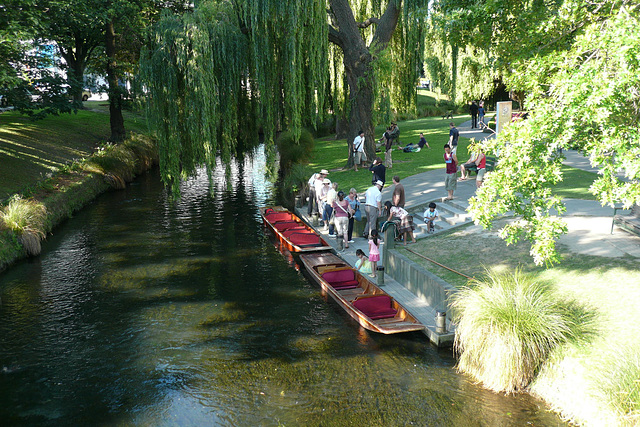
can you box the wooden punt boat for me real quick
[299,252,425,334]
[260,206,333,253]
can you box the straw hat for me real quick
[320,169,329,174]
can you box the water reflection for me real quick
[0,146,565,426]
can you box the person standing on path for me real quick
[346,188,360,243]
[307,172,319,215]
[478,101,486,128]
[384,131,393,168]
[448,122,459,155]
[392,176,405,208]
[352,131,366,171]
[369,157,386,187]
[314,170,329,224]
[324,182,338,236]
[363,180,383,238]
[470,101,479,129]
[332,190,350,249]
[443,144,458,200]
[367,229,381,278]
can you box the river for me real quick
[0,148,565,426]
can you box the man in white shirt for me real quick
[314,170,329,220]
[324,182,338,235]
[363,180,383,238]
[352,131,366,171]
[307,173,319,215]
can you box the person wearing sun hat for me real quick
[313,169,330,221]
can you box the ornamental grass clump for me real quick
[451,268,592,393]
[84,143,137,189]
[0,196,47,256]
[596,349,640,425]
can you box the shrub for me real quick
[122,134,159,175]
[0,196,47,255]
[83,143,137,189]
[276,128,315,172]
[451,268,593,393]
[279,163,312,207]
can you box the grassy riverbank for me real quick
[0,101,147,200]
[0,105,155,272]
[399,221,640,425]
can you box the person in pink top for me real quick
[368,229,380,278]
[332,191,351,249]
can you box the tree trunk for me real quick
[344,52,375,166]
[328,0,401,168]
[105,20,126,142]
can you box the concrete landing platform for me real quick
[295,207,455,347]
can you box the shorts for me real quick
[451,145,458,155]
[354,151,366,164]
[445,173,457,191]
[476,168,486,181]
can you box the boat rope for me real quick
[403,247,473,280]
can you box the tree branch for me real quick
[328,24,343,47]
[356,17,379,28]
[371,0,401,51]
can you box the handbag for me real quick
[353,208,362,221]
[329,211,335,225]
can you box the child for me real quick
[384,201,416,245]
[368,229,380,278]
[423,202,439,233]
[355,249,373,275]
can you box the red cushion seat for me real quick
[353,295,398,320]
[282,227,309,237]
[273,220,301,231]
[321,269,359,290]
[265,212,294,223]
[288,232,323,247]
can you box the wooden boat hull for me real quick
[299,252,425,334]
[260,206,332,253]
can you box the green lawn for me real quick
[308,114,472,194]
[306,114,599,202]
[0,102,147,200]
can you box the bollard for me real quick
[377,266,384,285]
[435,311,447,334]
[312,212,319,226]
[295,195,302,208]
[336,235,344,251]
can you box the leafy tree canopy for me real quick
[463,0,640,265]
[142,0,428,194]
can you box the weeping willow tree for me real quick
[142,0,427,191]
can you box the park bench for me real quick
[612,204,640,236]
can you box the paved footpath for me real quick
[296,119,640,344]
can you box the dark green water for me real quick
[0,150,566,426]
